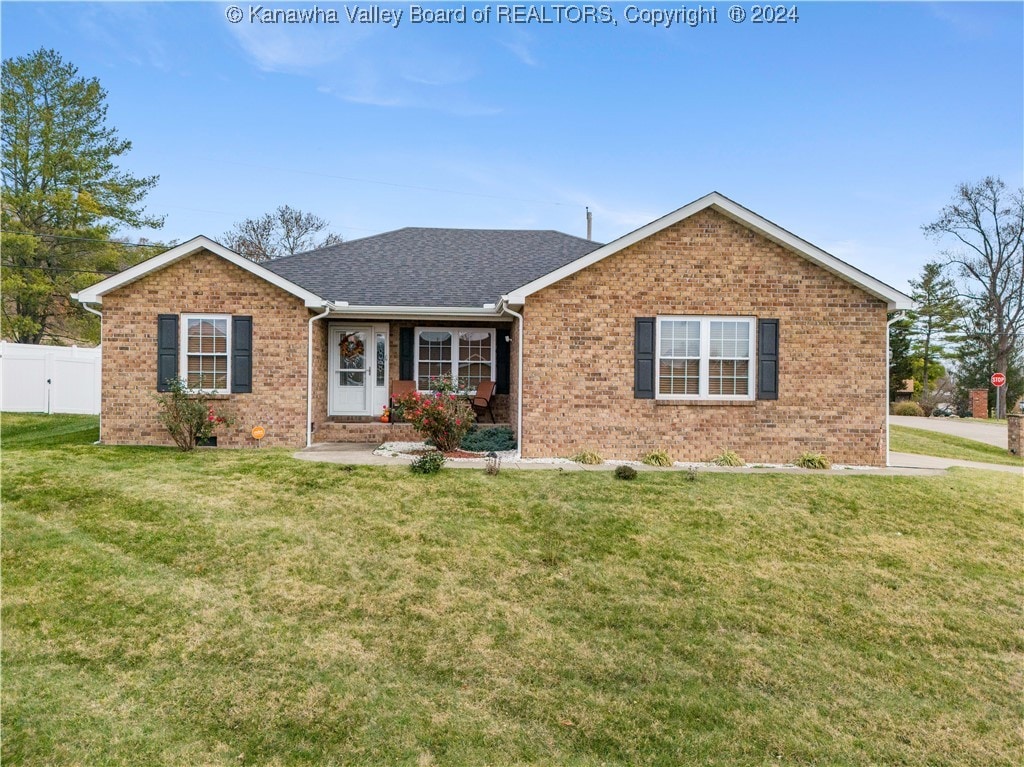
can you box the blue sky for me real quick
[3,1,1022,292]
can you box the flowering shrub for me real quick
[154,377,234,451]
[394,375,475,452]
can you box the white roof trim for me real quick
[504,192,913,310]
[71,235,326,308]
[326,305,505,320]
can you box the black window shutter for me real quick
[399,327,415,381]
[157,314,179,392]
[232,316,253,393]
[634,317,656,399]
[757,318,779,400]
[495,330,511,395]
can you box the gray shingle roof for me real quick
[264,227,602,307]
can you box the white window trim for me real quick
[181,313,231,393]
[655,316,756,401]
[413,327,496,394]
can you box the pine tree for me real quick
[908,261,962,408]
[1,48,164,344]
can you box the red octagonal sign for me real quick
[991,372,1006,387]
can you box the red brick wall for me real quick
[101,250,312,448]
[520,208,889,465]
[969,389,988,420]
[1008,415,1022,456]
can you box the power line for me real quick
[0,231,164,248]
[1,263,118,275]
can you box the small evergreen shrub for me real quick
[571,450,604,465]
[642,450,672,467]
[713,450,745,467]
[614,465,638,480]
[893,402,925,417]
[410,451,446,474]
[461,426,517,452]
[794,452,831,469]
[153,377,233,452]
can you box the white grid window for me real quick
[415,328,496,394]
[183,315,229,392]
[417,331,452,390]
[656,317,755,400]
[659,320,700,396]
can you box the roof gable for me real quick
[503,192,913,310]
[72,236,326,308]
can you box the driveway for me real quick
[890,415,1008,449]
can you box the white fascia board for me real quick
[72,235,326,308]
[506,192,914,311]
[326,305,506,321]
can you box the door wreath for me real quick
[339,333,365,363]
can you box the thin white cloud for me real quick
[222,8,498,114]
[499,32,540,67]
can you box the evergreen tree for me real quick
[888,311,915,402]
[908,261,962,404]
[1,48,163,344]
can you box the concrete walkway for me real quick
[296,443,1021,476]
[890,415,1008,449]
[888,451,1022,476]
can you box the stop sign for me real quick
[991,372,1006,387]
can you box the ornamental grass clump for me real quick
[393,373,475,452]
[153,377,233,451]
[642,450,672,467]
[713,450,745,467]
[571,450,604,465]
[795,452,831,469]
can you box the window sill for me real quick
[187,393,231,400]
[654,399,755,407]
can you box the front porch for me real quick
[313,419,514,444]
[312,316,516,440]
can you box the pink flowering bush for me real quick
[154,377,234,451]
[394,375,475,452]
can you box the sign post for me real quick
[251,425,266,447]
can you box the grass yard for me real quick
[890,424,1024,467]
[2,414,1022,766]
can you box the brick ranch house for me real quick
[73,192,912,465]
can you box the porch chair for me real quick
[469,380,496,423]
[390,380,416,407]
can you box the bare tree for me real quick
[923,177,1024,418]
[222,205,342,262]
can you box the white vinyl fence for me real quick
[0,341,101,414]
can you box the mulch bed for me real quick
[406,448,487,460]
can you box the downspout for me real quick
[307,302,333,448]
[499,300,525,461]
[885,311,906,467]
[81,301,103,444]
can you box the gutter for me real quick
[307,302,334,447]
[77,299,104,443]
[498,299,525,461]
[885,311,906,467]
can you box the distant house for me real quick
[894,379,915,402]
[73,192,912,465]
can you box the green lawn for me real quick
[2,414,1022,766]
[890,424,1023,467]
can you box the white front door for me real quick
[329,325,388,416]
